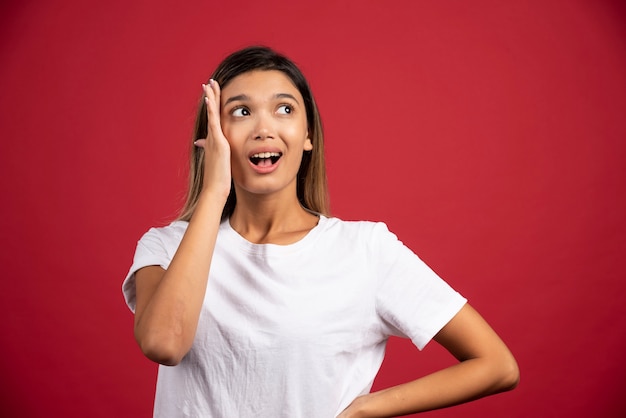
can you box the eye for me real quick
[232,107,250,117]
[277,104,292,115]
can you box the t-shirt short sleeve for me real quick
[121,222,187,313]
[371,222,467,350]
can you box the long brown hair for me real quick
[178,46,329,221]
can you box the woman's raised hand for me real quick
[195,80,232,199]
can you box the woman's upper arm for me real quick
[133,265,166,326]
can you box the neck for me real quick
[229,189,318,245]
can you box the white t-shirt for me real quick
[123,215,466,418]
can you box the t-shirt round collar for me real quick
[220,214,328,256]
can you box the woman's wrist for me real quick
[197,187,229,208]
[340,394,375,418]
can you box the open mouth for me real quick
[250,152,282,167]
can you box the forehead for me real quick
[221,70,302,102]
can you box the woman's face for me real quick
[220,70,312,200]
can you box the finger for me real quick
[210,79,221,110]
[207,80,221,119]
[203,81,222,137]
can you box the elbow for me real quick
[141,343,185,367]
[495,354,520,392]
[135,330,188,366]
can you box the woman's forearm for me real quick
[345,352,518,417]
[133,191,226,365]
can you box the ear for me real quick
[304,134,313,151]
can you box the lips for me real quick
[249,151,282,167]
[247,149,283,174]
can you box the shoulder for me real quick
[138,220,189,251]
[321,216,397,245]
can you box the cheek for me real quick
[283,120,309,142]
[220,122,238,145]
[221,118,255,145]
[220,113,239,143]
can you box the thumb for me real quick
[193,139,207,148]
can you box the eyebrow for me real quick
[223,93,300,106]
[274,93,300,103]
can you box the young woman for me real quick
[123,46,519,417]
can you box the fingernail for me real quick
[209,79,215,86]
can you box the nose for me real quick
[252,112,275,140]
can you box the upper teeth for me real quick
[251,152,280,159]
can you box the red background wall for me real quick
[1,1,625,416]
